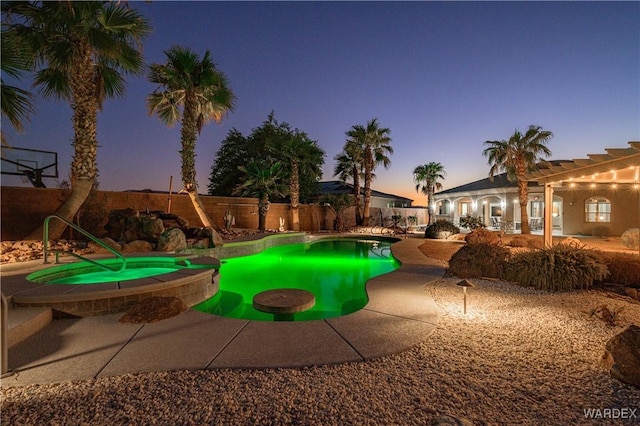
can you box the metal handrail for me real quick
[43,215,126,273]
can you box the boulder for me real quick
[88,237,122,253]
[122,240,153,253]
[603,324,640,387]
[156,228,187,252]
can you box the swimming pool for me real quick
[194,237,400,321]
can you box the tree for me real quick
[270,127,324,231]
[413,162,446,225]
[345,118,393,226]
[208,128,249,196]
[334,139,364,225]
[3,1,150,241]
[234,161,287,231]
[483,125,553,234]
[321,193,353,231]
[147,45,236,242]
[0,26,34,137]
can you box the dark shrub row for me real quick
[447,229,640,291]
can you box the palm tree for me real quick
[3,1,150,241]
[271,129,324,231]
[334,139,364,225]
[413,162,446,225]
[234,161,287,231]
[346,118,393,226]
[147,45,236,242]
[483,125,553,234]
[0,27,34,137]
[321,193,353,231]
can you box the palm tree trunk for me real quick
[362,164,372,226]
[352,165,362,226]
[427,186,435,225]
[25,179,94,241]
[187,190,223,247]
[290,161,300,231]
[27,48,97,242]
[258,197,269,231]
[518,180,531,234]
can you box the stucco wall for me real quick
[559,187,640,236]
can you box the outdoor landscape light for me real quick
[456,279,475,315]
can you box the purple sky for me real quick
[2,1,639,203]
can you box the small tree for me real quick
[322,194,353,231]
[234,161,287,231]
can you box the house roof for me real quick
[524,141,640,184]
[317,181,414,203]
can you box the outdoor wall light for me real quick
[456,279,475,315]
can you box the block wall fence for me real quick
[0,186,347,241]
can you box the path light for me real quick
[456,279,475,315]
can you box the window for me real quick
[585,197,611,223]
[459,202,471,216]
[438,200,450,215]
[490,204,502,217]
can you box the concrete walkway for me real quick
[2,237,443,387]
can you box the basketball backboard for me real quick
[1,146,58,187]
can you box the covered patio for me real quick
[525,141,640,249]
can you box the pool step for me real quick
[6,301,52,348]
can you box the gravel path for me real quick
[2,276,639,425]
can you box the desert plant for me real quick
[447,243,510,278]
[503,243,608,292]
[425,219,460,239]
[621,228,639,250]
[465,228,501,246]
[596,251,640,288]
[458,215,485,230]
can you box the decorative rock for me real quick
[156,228,187,252]
[561,236,582,246]
[122,240,153,253]
[140,217,165,240]
[603,324,640,387]
[88,237,122,253]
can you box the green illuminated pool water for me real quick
[194,238,400,321]
[27,257,210,285]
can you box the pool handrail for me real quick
[43,214,127,273]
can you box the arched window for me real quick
[437,200,450,215]
[585,197,611,223]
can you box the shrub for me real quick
[425,220,460,239]
[503,243,608,292]
[458,215,485,230]
[621,228,639,250]
[464,228,501,246]
[447,243,510,278]
[596,251,640,288]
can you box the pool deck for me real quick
[1,236,442,387]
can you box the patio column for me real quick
[543,183,554,247]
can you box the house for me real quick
[316,181,429,228]
[316,181,414,208]
[433,141,640,241]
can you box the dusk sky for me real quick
[2,1,639,204]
